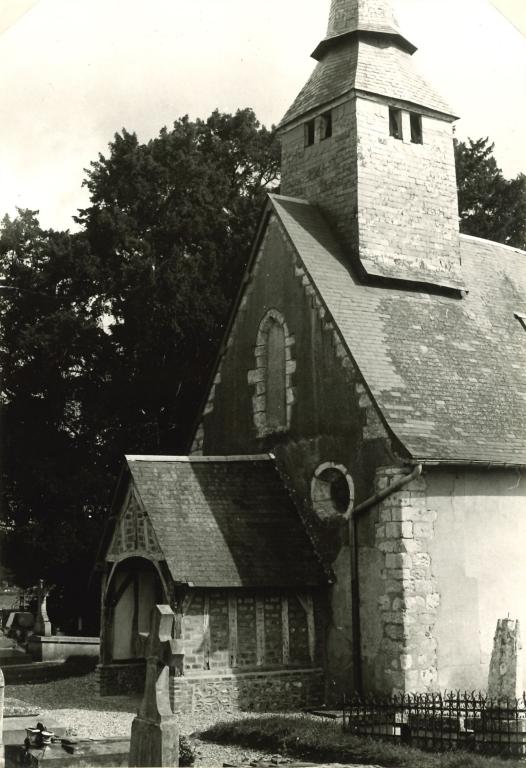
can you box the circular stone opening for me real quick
[311,464,354,520]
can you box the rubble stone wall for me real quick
[170,668,324,715]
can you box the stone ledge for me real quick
[180,666,323,682]
[30,636,99,645]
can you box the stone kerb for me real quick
[374,467,439,694]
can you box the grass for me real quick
[201,714,526,768]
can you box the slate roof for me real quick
[268,194,526,466]
[281,41,455,128]
[312,0,416,60]
[124,455,329,588]
[326,0,401,38]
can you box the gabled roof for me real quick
[267,194,526,466]
[121,455,329,588]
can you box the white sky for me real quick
[0,0,525,232]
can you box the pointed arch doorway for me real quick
[101,556,169,663]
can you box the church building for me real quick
[97,0,526,713]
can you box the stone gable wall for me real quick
[191,214,399,696]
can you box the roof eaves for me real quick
[126,454,272,463]
[311,28,417,60]
[460,232,526,257]
[416,458,526,470]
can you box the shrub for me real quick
[179,735,196,766]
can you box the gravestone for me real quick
[34,580,51,637]
[0,666,5,768]
[128,605,184,768]
[488,618,523,701]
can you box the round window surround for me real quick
[311,463,354,521]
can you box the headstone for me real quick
[0,666,5,768]
[488,618,523,701]
[34,580,52,637]
[128,605,184,768]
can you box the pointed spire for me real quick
[312,0,416,60]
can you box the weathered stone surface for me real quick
[374,469,440,693]
[6,738,129,767]
[128,605,181,768]
[488,618,523,701]
[33,581,51,637]
[170,668,323,716]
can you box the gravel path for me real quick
[5,673,300,766]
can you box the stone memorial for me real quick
[34,580,52,637]
[488,618,523,701]
[128,604,184,768]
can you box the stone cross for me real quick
[129,605,184,767]
[34,580,51,637]
[488,618,523,701]
[0,666,5,768]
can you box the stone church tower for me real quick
[99,0,526,710]
[279,0,463,290]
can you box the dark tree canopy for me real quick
[0,210,111,620]
[0,109,280,623]
[455,137,526,250]
[75,108,280,454]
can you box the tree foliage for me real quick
[455,137,526,250]
[76,108,279,453]
[0,210,111,620]
[0,109,279,620]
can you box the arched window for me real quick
[266,319,287,429]
[248,309,295,437]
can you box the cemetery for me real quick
[1,0,525,764]
[2,589,526,766]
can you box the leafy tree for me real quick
[75,108,280,454]
[0,210,112,625]
[0,109,280,623]
[455,137,526,249]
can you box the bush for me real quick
[179,735,195,767]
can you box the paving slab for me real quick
[3,715,67,745]
[5,738,129,768]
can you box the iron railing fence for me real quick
[342,691,526,756]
